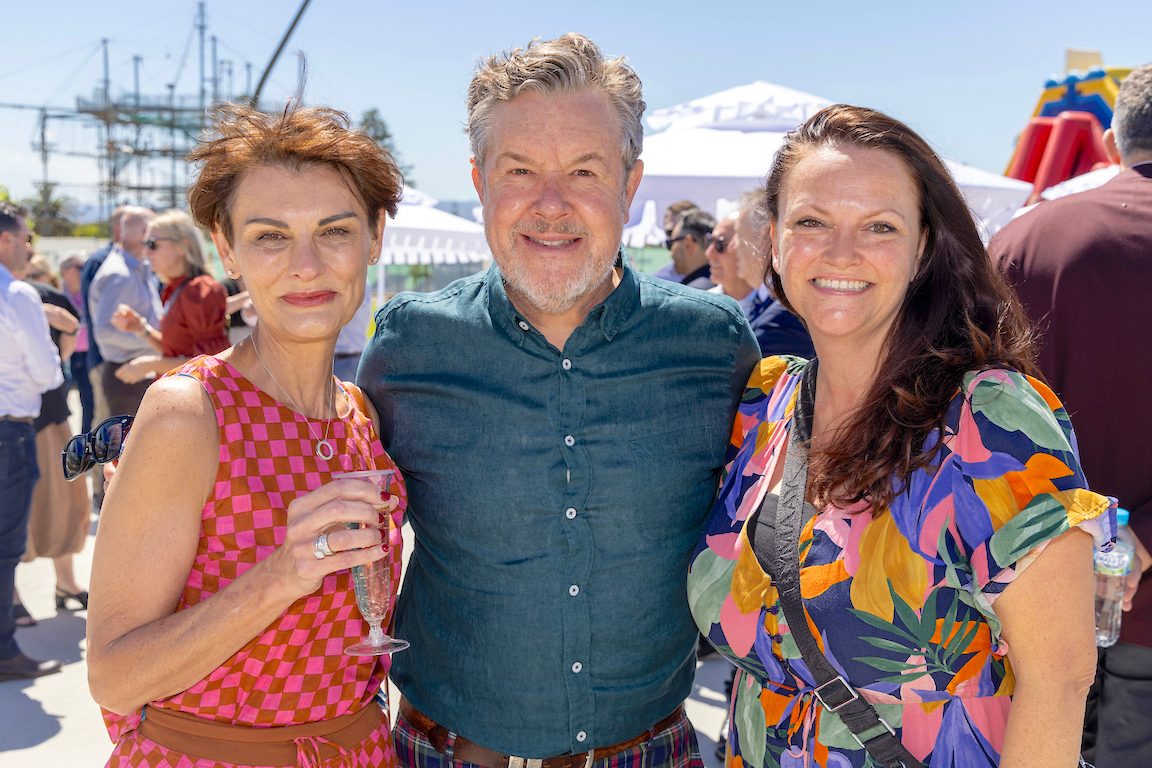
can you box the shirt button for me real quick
[576,730,587,743]
[517,320,530,332]
[564,435,575,447]
[569,584,580,596]
[561,358,572,370]
[572,661,583,673]
[565,507,577,519]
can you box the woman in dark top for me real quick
[17,255,90,619]
[112,210,229,383]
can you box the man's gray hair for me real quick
[1113,63,1152,160]
[467,33,645,172]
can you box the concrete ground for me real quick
[1,394,731,766]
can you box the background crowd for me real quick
[0,35,1149,768]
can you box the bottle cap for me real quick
[1117,507,1130,527]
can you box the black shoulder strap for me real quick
[751,359,924,768]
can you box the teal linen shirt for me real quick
[359,259,759,756]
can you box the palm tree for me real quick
[21,182,77,236]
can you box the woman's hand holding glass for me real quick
[263,476,391,600]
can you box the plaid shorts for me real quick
[393,709,704,768]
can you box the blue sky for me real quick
[1,0,1148,213]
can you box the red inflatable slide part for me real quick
[1005,111,1110,203]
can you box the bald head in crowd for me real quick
[117,207,154,259]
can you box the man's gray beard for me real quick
[497,223,615,315]
[500,248,617,316]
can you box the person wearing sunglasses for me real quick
[109,209,229,385]
[0,201,64,681]
[704,213,755,303]
[665,209,716,289]
[717,192,815,360]
[86,103,409,767]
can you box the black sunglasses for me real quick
[62,415,134,481]
[144,237,177,251]
[664,234,688,250]
[707,234,730,254]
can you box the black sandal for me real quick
[55,588,89,611]
[13,603,37,628]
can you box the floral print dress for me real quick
[687,356,1115,768]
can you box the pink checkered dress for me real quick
[104,355,404,768]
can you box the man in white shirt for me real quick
[0,202,63,680]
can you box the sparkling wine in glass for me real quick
[334,469,409,655]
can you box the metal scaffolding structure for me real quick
[3,2,265,224]
[4,0,315,227]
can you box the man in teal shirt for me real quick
[360,33,759,767]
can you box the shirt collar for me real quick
[116,244,144,271]
[680,263,711,285]
[161,273,189,304]
[734,289,757,314]
[485,249,639,346]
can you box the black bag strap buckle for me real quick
[812,675,859,712]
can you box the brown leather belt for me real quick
[399,698,684,768]
[0,416,34,424]
[138,702,382,765]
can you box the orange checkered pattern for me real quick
[103,355,405,767]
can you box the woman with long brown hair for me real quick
[688,105,1114,767]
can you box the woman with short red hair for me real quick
[87,103,407,768]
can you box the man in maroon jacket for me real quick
[990,63,1152,766]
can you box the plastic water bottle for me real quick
[1095,508,1134,648]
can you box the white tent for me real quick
[380,204,487,266]
[942,159,1036,242]
[628,83,1032,245]
[374,191,489,304]
[645,81,832,133]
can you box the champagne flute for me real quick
[333,468,410,655]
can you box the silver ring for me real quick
[313,533,334,560]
